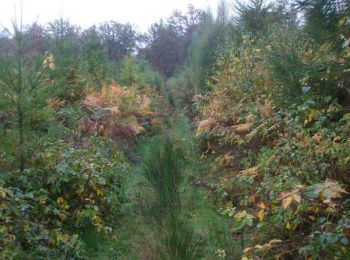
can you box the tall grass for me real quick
[142,134,183,220]
[159,219,199,260]
[140,131,202,259]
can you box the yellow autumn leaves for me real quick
[279,186,303,209]
[278,180,347,210]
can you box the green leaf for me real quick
[302,86,311,94]
[98,177,106,185]
[245,215,254,226]
[233,219,245,231]
[340,237,349,245]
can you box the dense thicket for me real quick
[0,0,350,258]
[190,0,350,259]
[0,18,163,258]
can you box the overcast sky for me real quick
[1,0,221,32]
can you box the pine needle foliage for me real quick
[0,24,52,173]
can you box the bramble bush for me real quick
[0,137,128,259]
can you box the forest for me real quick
[0,0,349,259]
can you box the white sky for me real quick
[0,0,220,32]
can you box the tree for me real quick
[187,6,236,92]
[46,19,84,102]
[144,21,184,77]
[294,0,349,43]
[23,22,48,55]
[0,25,52,173]
[144,6,204,77]
[81,26,108,89]
[235,0,292,35]
[98,21,138,62]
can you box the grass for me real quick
[84,116,241,259]
[142,134,183,223]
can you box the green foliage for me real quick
[187,11,234,93]
[266,24,349,105]
[135,119,206,259]
[235,0,294,35]
[166,69,194,114]
[80,30,108,90]
[46,19,86,103]
[159,219,199,260]
[0,25,54,173]
[142,134,183,220]
[295,0,349,43]
[195,10,350,258]
[116,56,163,88]
[1,2,350,258]
[0,137,127,259]
[266,25,316,103]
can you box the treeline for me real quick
[168,0,350,111]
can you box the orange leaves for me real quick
[121,116,145,135]
[43,53,55,69]
[278,180,346,211]
[259,99,275,119]
[312,133,322,144]
[83,83,155,116]
[255,239,283,251]
[48,98,65,110]
[247,239,283,257]
[215,153,234,169]
[79,82,160,143]
[0,187,7,198]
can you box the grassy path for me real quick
[89,116,239,259]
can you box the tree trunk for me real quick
[17,42,24,174]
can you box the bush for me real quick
[195,28,350,258]
[266,24,350,106]
[0,137,128,258]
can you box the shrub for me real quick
[0,137,127,258]
[195,29,350,259]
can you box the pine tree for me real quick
[295,0,349,43]
[0,25,52,172]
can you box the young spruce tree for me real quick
[0,24,52,173]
